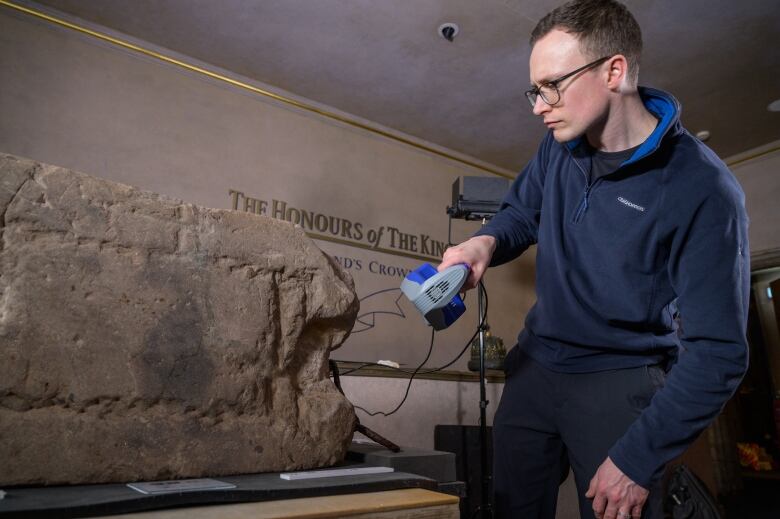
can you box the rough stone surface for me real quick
[0,153,359,485]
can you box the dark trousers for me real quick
[493,347,665,519]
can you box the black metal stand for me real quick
[476,219,492,519]
[447,213,494,518]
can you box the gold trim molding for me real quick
[751,248,780,273]
[0,0,514,180]
[726,144,780,168]
[4,1,777,180]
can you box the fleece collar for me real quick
[564,87,682,166]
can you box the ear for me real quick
[605,55,628,90]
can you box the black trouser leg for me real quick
[493,347,567,519]
[493,349,665,519]
[557,365,665,519]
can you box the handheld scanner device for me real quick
[400,263,468,330]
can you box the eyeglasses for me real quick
[525,56,611,109]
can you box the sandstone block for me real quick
[0,153,359,485]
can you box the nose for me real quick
[532,95,550,117]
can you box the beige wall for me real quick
[0,1,525,480]
[729,140,780,257]
[728,141,780,392]
[3,3,775,378]
[0,5,535,374]
[2,5,778,516]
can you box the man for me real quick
[438,1,749,518]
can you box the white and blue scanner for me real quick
[400,263,469,330]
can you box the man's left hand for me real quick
[585,456,648,519]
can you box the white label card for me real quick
[279,466,394,480]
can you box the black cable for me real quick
[417,279,488,374]
[335,279,489,378]
[353,327,435,417]
[333,278,490,419]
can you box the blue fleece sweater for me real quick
[476,87,749,487]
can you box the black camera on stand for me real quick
[446,176,509,222]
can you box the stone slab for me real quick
[0,153,359,485]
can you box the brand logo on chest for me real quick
[617,196,645,212]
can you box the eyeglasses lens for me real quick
[526,84,560,109]
[540,85,559,105]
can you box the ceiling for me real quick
[28,0,780,171]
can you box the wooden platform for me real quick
[94,488,460,519]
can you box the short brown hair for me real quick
[530,0,642,84]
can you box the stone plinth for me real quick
[0,153,359,485]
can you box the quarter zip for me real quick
[573,185,591,223]
[568,147,594,224]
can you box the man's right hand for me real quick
[438,235,497,291]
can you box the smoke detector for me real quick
[438,23,459,42]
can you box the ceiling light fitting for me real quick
[438,23,459,42]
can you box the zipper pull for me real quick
[573,189,590,223]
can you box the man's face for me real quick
[529,29,609,143]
